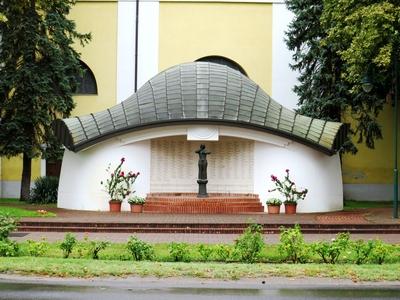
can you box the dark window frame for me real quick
[196,56,248,76]
[74,60,98,95]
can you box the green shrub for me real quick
[0,214,18,240]
[214,244,232,262]
[27,238,49,257]
[126,236,154,261]
[29,176,59,204]
[88,241,110,259]
[233,223,264,263]
[311,232,350,264]
[369,240,393,264]
[0,240,19,257]
[278,224,309,263]
[198,244,213,261]
[350,239,374,265]
[60,233,77,258]
[168,242,190,262]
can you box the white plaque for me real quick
[187,127,219,141]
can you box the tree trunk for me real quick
[20,152,32,201]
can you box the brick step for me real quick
[17,225,400,234]
[143,192,263,214]
[145,199,262,203]
[18,221,400,230]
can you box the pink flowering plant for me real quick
[269,169,308,204]
[100,158,140,202]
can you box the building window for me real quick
[75,60,98,94]
[196,56,247,76]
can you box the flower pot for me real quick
[130,204,143,213]
[267,205,281,214]
[284,203,297,214]
[109,200,122,212]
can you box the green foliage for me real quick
[29,176,59,204]
[126,236,154,261]
[278,224,309,263]
[88,241,110,260]
[350,239,375,265]
[0,240,18,257]
[60,233,77,258]
[27,238,49,257]
[197,244,213,261]
[370,240,393,265]
[0,214,18,240]
[266,198,282,206]
[285,0,394,151]
[233,224,265,263]
[0,0,91,199]
[168,242,190,262]
[214,244,232,262]
[311,232,350,264]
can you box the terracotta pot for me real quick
[130,204,143,213]
[267,205,281,214]
[109,200,122,212]
[284,203,297,214]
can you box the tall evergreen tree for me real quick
[285,0,387,152]
[0,0,91,200]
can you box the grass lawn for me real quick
[343,200,392,210]
[0,198,56,217]
[0,257,398,281]
[0,206,56,217]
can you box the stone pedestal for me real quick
[197,179,208,198]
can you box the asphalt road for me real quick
[0,276,399,300]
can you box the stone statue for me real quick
[195,144,211,180]
[195,144,211,197]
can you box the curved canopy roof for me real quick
[54,62,346,155]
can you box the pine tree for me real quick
[0,0,91,200]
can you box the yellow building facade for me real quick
[0,0,395,201]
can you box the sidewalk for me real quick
[9,206,400,244]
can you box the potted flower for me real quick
[266,198,282,214]
[128,196,146,213]
[100,157,140,212]
[269,169,308,214]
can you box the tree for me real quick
[0,0,91,200]
[321,0,399,149]
[285,0,395,151]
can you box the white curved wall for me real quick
[58,125,343,212]
[58,140,151,211]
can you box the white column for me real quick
[117,1,136,103]
[117,0,159,103]
[40,159,46,177]
[271,3,299,109]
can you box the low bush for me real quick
[369,240,393,264]
[0,240,18,257]
[29,176,59,204]
[168,242,190,262]
[233,223,264,263]
[27,238,49,257]
[198,244,213,261]
[60,233,77,258]
[279,224,309,263]
[214,244,232,262]
[351,239,374,265]
[0,214,18,241]
[88,241,110,259]
[311,232,350,264]
[126,236,154,261]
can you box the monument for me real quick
[195,144,211,197]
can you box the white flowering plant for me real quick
[100,158,140,202]
[269,169,308,204]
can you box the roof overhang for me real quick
[54,62,347,155]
